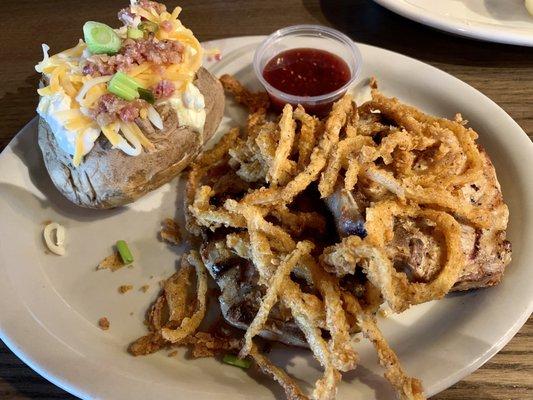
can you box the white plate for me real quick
[0,36,532,400]
[373,0,533,46]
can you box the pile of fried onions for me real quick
[129,75,496,400]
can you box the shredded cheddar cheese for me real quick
[101,122,123,147]
[35,2,204,167]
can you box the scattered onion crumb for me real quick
[118,285,133,294]
[97,252,124,272]
[378,306,393,318]
[160,218,181,245]
[98,317,110,330]
[139,285,150,293]
[168,350,178,357]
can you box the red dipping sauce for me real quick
[262,48,351,115]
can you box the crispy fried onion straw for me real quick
[180,90,433,399]
[161,251,208,343]
[249,343,309,400]
[358,90,496,228]
[219,74,270,112]
[129,78,506,400]
[240,241,315,357]
[322,201,465,313]
[268,104,297,186]
[224,199,342,399]
[342,293,424,400]
[243,94,353,206]
[129,252,210,355]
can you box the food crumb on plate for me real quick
[160,218,181,245]
[118,285,133,294]
[97,252,125,272]
[98,317,110,330]
[139,284,150,293]
[167,350,178,357]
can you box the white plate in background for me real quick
[0,36,532,399]
[374,0,533,46]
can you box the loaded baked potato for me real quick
[35,1,224,208]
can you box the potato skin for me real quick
[38,67,224,209]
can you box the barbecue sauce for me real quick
[262,48,351,115]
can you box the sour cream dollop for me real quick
[165,82,206,133]
[37,91,99,157]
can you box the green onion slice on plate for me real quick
[222,354,252,369]
[116,240,134,264]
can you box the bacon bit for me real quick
[118,0,166,27]
[118,285,134,294]
[214,53,222,61]
[98,317,110,330]
[138,0,166,14]
[97,252,125,272]
[153,80,175,99]
[92,94,147,126]
[83,38,184,77]
[118,103,141,122]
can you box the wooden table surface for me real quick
[0,0,531,399]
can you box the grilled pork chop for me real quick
[325,149,511,291]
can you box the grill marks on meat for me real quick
[200,238,307,347]
[82,38,184,77]
[454,223,511,291]
[325,148,511,291]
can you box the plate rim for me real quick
[0,35,532,400]
[373,0,533,46]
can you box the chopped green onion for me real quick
[108,72,144,101]
[222,354,251,369]
[139,21,159,34]
[138,88,155,104]
[83,21,122,55]
[127,27,144,40]
[116,240,134,264]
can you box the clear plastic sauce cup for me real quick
[253,25,363,116]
